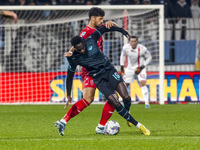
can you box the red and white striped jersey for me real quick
[120,43,152,70]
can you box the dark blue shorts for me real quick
[93,67,124,99]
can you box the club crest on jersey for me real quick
[80,32,86,37]
[88,46,92,50]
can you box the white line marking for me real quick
[0,136,199,142]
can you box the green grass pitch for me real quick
[0,104,200,150]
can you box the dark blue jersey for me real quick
[67,36,111,78]
[66,26,129,96]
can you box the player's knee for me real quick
[83,88,95,104]
[83,95,94,104]
[123,95,131,103]
[110,100,121,108]
[107,94,121,108]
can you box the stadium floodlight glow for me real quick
[0,5,164,104]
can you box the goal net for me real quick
[0,6,164,104]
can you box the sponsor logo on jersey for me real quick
[80,32,86,37]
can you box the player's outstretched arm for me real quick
[2,10,18,23]
[64,58,77,109]
[99,26,130,38]
[91,26,130,41]
[120,45,126,76]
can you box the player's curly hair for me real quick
[70,35,83,46]
[89,7,105,19]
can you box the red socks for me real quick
[62,98,115,126]
[99,101,115,126]
[63,98,90,122]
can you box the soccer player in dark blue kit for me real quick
[55,26,150,136]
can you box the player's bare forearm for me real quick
[3,10,18,23]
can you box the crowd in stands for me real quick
[0,0,200,18]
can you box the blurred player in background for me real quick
[0,10,18,23]
[60,7,122,134]
[120,36,152,108]
[55,26,150,136]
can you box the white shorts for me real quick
[123,68,147,83]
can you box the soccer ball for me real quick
[105,120,120,135]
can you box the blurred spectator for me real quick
[75,0,86,5]
[190,0,200,18]
[43,2,52,18]
[50,0,61,5]
[151,0,164,4]
[28,0,37,4]
[99,0,110,5]
[4,0,20,5]
[110,0,124,5]
[123,0,131,4]
[173,0,192,18]
[133,0,141,4]
[86,0,93,5]
[173,0,192,40]
[165,0,177,18]
[19,0,28,5]
[143,0,151,4]
[92,0,101,5]
[36,0,50,5]
[61,0,76,5]
[28,1,36,5]
[50,0,60,5]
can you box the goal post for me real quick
[159,5,164,104]
[0,5,164,104]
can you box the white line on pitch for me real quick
[0,136,199,142]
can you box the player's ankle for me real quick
[98,123,105,127]
[136,122,141,128]
[60,118,67,124]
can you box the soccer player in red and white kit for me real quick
[58,7,119,134]
[120,36,152,108]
